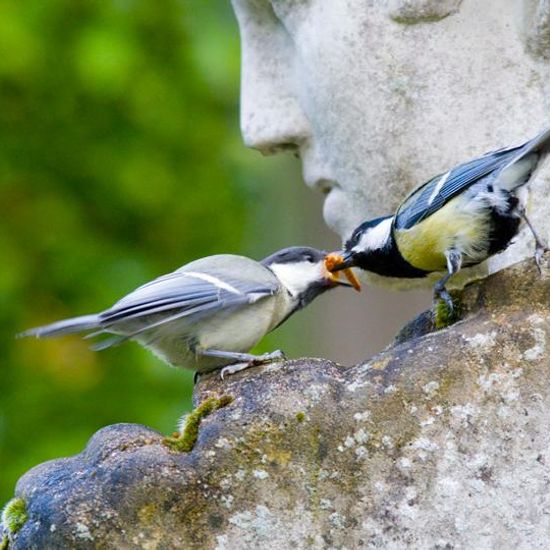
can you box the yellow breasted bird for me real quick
[326,126,550,310]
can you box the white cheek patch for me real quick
[353,217,393,252]
[269,262,322,297]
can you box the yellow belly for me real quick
[394,197,490,272]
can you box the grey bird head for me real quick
[262,246,360,308]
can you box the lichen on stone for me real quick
[295,412,305,423]
[163,394,234,452]
[1,498,28,537]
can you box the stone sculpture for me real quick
[3,2,550,548]
[233,0,550,275]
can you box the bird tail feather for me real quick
[18,314,100,339]
[498,126,550,190]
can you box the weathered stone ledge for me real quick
[4,255,550,549]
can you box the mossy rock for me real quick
[163,394,234,452]
[8,256,550,548]
[1,498,27,536]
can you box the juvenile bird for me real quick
[326,127,550,310]
[21,247,359,378]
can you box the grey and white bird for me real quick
[326,126,550,310]
[20,247,360,378]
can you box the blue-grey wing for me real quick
[394,145,523,230]
[98,270,277,332]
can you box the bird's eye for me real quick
[348,230,361,248]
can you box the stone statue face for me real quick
[231,0,550,241]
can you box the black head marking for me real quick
[343,216,428,278]
[345,215,393,251]
[261,246,327,267]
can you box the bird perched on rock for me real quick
[20,247,359,378]
[326,127,550,310]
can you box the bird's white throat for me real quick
[269,261,324,298]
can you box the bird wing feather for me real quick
[100,272,277,329]
[394,145,524,230]
[20,254,281,352]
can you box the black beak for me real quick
[325,251,356,272]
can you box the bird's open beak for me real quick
[324,252,361,291]
[325,251,356,271]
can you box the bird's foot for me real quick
[220,362,252,379]
[433,286,461,330]
[260,349,286,363]
[534,244,550,274]
[220,350,286,379]
[434,285,454,315]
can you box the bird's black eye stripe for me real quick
[345,227,363,250]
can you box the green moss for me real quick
[163,395,233,452]
[137,503,157,524]
[295,412,305,423]
[0,535,8,550]
[1,498,28,535]
[434,295,462,330]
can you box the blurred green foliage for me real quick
[0,0,307,502]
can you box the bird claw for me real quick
[434,287,454,315]
[219,350,287,379]
[220,362,248,380]
[263,349,286,362]
[534,245,549,274]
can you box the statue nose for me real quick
[238,24,311,156]
[240,81,311,156]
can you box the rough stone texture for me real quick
[5,254,550,549]
[523,0,550,59]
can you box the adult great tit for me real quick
[20,247,360,378]
[326,126,550,310]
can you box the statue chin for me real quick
[322,188,371,243]
[322,189,350,241]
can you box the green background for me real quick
[0,0,321,503]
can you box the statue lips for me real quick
[305,177,338,196]
[302,171,358,236]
